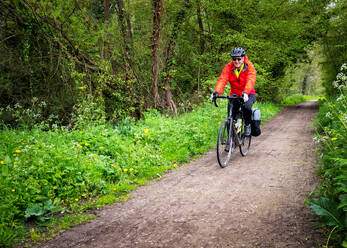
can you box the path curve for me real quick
[39,100,323,248]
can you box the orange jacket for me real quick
[214,56,256,96]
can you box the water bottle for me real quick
[236,119,242,133]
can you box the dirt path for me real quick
[39,101,323,248]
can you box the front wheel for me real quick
[239,122,251,156]
[217,120,233,168]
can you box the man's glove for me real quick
[211,92,219,102]
[242,92,249,103]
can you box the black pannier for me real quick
[251,108,261,136]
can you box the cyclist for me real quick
[211,47,256,136]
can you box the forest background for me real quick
[1,0,344,124]
[0,0,346,247]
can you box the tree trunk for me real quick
[115,0,131,80]
[151,0,163,108]
[196,0,205,94]
[196,0,205,54]
[115,0,143,89]
[163,0,190,115]
[103,0,110,62]
[103,0,118,74]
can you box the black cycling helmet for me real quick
[230,47,245,57]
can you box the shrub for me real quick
[309,63,347,246]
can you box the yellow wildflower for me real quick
[85,143,89,146]
[0,161,4,164]
[75,198,79,202]
[217,121,221,125]
[13,154,16,156]
[173,163,178,167]
[123,168,128,172]
[129,168,134,172]
[16,149,21,153]
[11,189,15,192]
[331,137,337,141]
[144,128,149,134]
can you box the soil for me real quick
[38,100,324,248]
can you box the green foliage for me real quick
[281,94,317,106]
[0,0,332,126]
[320,1,347,96]
[0,223,19,248]
[0,99,280,246]
[310,64,347,246]
[308,197,345,227]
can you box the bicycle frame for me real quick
[214,95,245,147]
[214,95,251,167]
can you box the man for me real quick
[211,47,256,136]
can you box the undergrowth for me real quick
[281,94,318,106]
[308,64,347,247]
[0,99,281,247]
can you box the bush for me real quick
[308,63,347,246]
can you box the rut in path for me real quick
[39,101,323,248]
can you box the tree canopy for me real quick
[0,0,342,125]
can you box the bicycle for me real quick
[213,95,252,168]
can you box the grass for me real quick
[0,99,281,247]
[281,94,318,106]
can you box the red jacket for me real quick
[214,56,256,96]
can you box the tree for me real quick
[151,0,163,108]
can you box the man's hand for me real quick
[211,92,219,102]
[242,92,249,103]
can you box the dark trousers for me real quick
[227,94,256,125]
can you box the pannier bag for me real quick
[251,108,261,136]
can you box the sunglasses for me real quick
[232,57,243,61]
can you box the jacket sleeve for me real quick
[244,58,256,94]
[214,64,230,95]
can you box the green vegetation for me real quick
[320,1,347,96]
[0,0,329,125]
[0,100,281,246]
[1,0,346,246]
[281,94,318,106]
[308,64,347,247]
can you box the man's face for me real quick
[232,57,244,69]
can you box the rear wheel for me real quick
[239,121,251,156]
[217,120,233,168]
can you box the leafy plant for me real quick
[0,224,18,248]
[25,200,60,222]
[310,63,347,246]
[308,197,345,227]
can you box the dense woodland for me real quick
[1,0,345,126]
[0,1,347,246]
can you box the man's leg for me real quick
[244,94,256,125]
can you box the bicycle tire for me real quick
[217,120,233,168]
[239,120,251,156]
